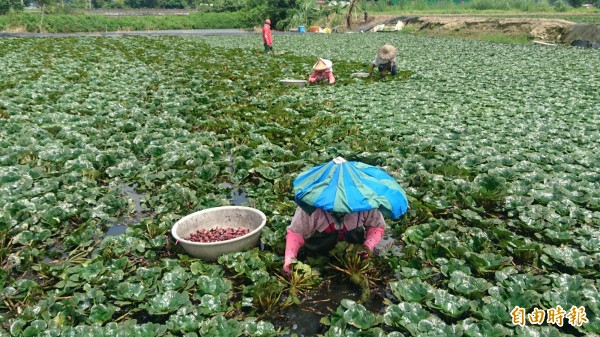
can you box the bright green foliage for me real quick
[1,33,599,336]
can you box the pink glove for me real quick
[327,71,336,84]
[283,229,305,275]
[308,71,318,84]
[363,227,385,252]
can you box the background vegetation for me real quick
[0,11,245,31]
[1,0,600,33]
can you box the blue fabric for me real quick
[293,159,409,219]
[378,63,398,75]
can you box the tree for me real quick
[0,0,23,13]
[196,0,245,12]
[0,0,11,13]
[243,0,298,28]
[156,0,188,9]
[346,0,366,28]
[347,0,356,27]
[278,0,320,30]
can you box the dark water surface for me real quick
[104,183,146,237]
[276,278,387,336]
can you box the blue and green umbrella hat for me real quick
[293,157,409,219]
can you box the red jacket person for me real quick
[262,19,273,52]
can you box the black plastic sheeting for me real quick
[571,39,600,48]
[562,24,600,49]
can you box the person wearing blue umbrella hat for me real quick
[283,157,408,275]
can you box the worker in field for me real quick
[369,44,398,77]
[262,19,273,52]
[283,207,386,275]
[282,157,409,275]
[308,58,336,85]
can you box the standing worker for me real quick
[369,44,398,77]
[262,19,273,52]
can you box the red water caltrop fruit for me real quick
[186,227,250,243]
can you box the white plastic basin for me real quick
[280,79,308,87]
[172,206,267,261]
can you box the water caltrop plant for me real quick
[329,242,378,303]
[0,32,599,336]
[276,261,321,305]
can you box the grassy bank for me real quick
[409,28,532,44]
[360,0,600,24]
[0,11,247,33]
[363,0,600,15]
[397,13,600,24]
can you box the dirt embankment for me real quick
[365,14,600,46]
[415,16,573,42]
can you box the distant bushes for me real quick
[0,0,22,15]
[365,0,592,13]
[0,11,246,32]
[466,0,555,12]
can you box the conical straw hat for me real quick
[377,44,397,61]
[313,58,328,71]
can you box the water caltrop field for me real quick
[0,33,599,336]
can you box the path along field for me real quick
[0,33,599,335]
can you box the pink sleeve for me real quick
[363,210,386,229]
[308,71,318,83]
[327,71,335,84]
[364,227,385,251]
[285,229,305,260]
[288,207,318,238]
[362,210,386,251]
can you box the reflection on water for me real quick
[231,188,250,206]
[103,183,146,237]
[105,224,128,236]
[121,183,144,212]
[218,182,250,206]
[42,245,68,263]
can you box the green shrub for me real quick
[0,0,22,15]
[554,0,569,11]
[465,0,555,11]
[0,11,247,32]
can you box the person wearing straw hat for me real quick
[282,157,409,275]
[369,44,398,77]
[308,58,336,85]
[262,19,273,52]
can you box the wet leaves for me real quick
[1,33,599,336]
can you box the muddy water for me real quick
[105,224,128,236]
[277,279,386,336]
[104,183,147,237]
[218,182,251,206]
[278,238,402,336]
